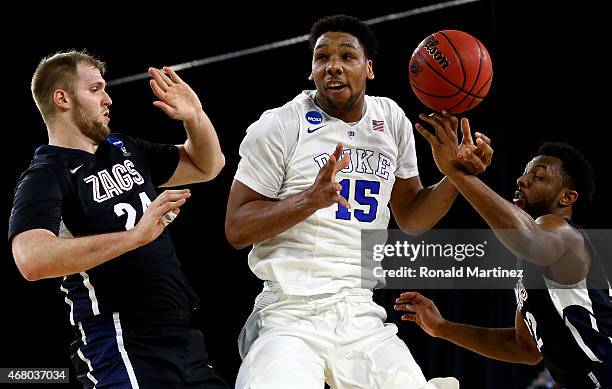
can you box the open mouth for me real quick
[513,190,525,205]
[326,81,347,91]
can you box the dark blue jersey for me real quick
[8,134,199,324]
[515,223,612,389]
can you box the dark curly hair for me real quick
[309,15,378,60]
[537,142,595,210]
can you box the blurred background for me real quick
[3,1,607,387]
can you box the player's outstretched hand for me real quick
[306,143,351,211]
[455,115,493,175]
[148,66,203,123]
[395,291,446,338]
[132,189,191,246]
[415,112,460,176]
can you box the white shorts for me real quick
[236,282,457,389]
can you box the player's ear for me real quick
[559,188,578,207]
[53,90,71,110]
[308,72,314,81]
[367,59,374,80]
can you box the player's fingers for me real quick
[397,291,420,302]
[335,152,351,173]
[331,143,343,162]
[414,123,436,145]
[335,194,351,209]
[431,112,454,139]
[148,67,170,91]
[156,198,188,216]
[320,154,337,178]
[476,137,494,164]
[475,132,491,145]
[163,66,183,84]
[158,69,174,86]
[460,118,474,146]
[154,189,191,205]
[419,113,445,138]
[152,101,176,116]
[442,110,459,131]
[149,79,165,98]
[394,303,415,312]
[401,313,417,321]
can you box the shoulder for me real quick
[366,95,406,116]
[536,214,583,242]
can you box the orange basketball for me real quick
[408,30,493,113]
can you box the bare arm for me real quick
[444,171,577,266]
[149,67,224,186]
[415,116,579,267]
[226,143,350,249]
[390,175,457,235]
[395,292,542,365]
[11,189,190,281]
[390,111,493,235]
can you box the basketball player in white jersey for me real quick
[225,15,492,389]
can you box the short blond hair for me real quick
[31,50,106,122]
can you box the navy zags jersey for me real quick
[515,224,612,389]
[8,134,199,325]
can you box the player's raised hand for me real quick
[455,115,493,175]
[131,189,191,246]
[148,66,203,123]
[394,291,447,338]
[306,143,351,211]
[415,112,459,176]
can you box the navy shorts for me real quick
[70,310,228,388]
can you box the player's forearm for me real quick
[13,229,142,281]
[225,190,317,249]
[398,177,457,234]
[183,110,225,180]
[438,321,540,365]
[446,171,552,263]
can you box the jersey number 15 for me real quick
[335,179,380,222]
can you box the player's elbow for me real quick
[205,153,225,181]
[516,339,543,365]
[225,220,250,250]
[200,153,225,182]
[12,248,42,281]
[396,221,429,236]
[522,348,542,366]
[521,350,543,365]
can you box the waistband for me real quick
[74,309,201,328]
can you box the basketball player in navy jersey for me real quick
[9,51,228,388]
[396,115,612,388]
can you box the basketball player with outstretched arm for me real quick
[396,116,612,389]
[9,51,228,388]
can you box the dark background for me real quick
[3,1,608,388]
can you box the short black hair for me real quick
[309,15,378,60]
[538,142,595,210]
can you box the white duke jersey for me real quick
[235,90,418,295]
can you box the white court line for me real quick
[108,0,483,86]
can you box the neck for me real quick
[47,118,98,154]
[314,91,366,123]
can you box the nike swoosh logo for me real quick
[307,125,326,133]
[70,164,84,174]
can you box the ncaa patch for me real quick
[305,111,323,125]
[107,136,131,156]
